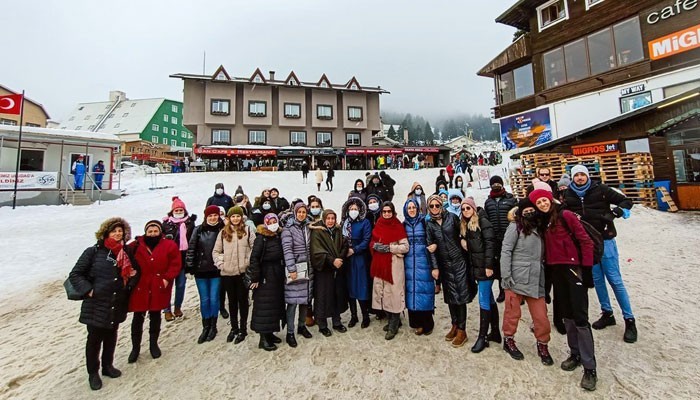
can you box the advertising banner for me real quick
[500,108,553,150]
[0,171,59,190]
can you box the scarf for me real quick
[370,216,407,284]
[104,237,133,284]
[571,179,591,198]
[341,217,353,242]
[166,215,189,251]
[489,187,506,198]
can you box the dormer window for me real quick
[289,78,297,85]
[350,83,358,90]
[320,81,329,88]
[253,76,263,83]
[537,0,568,31]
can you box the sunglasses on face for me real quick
[381,210,393,214]
[429,204,442,209]
[539,173,550,177]
[461,206,472,211]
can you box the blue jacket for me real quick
[403,199,435,311]
[341,197,372,301]
[73,162,86,176]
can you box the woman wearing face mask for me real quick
[370,201,409,340]
[341,197,373,328]
[365,194,382,227]
[348,179,368,204]
[308,197,324,223]
[206,183,234,213]
[446,189,464,217]
[406,182,427,215]
[213,206,256,344]
[500,198,553,365]
[280,203,315,347]
[186,205,225,344]
[454,174,466,195]
[252,197,275,227]
[128,220,181,363]
[161,196,196,322]
[530,189,597,391]
[403,198,434,335]
[246,214,286,351]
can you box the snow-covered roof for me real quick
[60,98,165,135]
[0,125,120,144]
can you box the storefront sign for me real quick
[499,108,553,150]
[0,171,58,190]
[646,0,698,25]
[277,148,342,156]
[620,84,646,96]
[403,147,440,153]
[345,148,403,155]
[649,23,700,60]
[195,147,277,157]
[571,140,620,156]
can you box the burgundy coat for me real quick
[128,236,182,312]
[543,210,594,267]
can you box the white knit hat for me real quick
[571,164,590,178]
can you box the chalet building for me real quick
[478,0,700,209]
[0,84,51,128]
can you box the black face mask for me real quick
[144,235,161,248]
[522,212,536,221]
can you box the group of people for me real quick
[70,164,637,392]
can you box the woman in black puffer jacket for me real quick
[69,217,139,391]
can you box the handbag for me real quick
[64,277,84,300]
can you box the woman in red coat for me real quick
[127,220,181,363]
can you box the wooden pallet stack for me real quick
[510,152,657,208]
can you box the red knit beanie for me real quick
[204,205,220,217]
[529,189,554,204]
[171,196,187,212]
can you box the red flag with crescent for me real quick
[0,94,23,115]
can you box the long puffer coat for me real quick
[461,213,497,281]
[310,221,349,319]
[341,197,373,301]
[185,221,224,278]
[70,244,139,329]
[280,217,313,304]
[246,225,286,333]
[426,211,469,305]
[129,236,182,312]
[403,200,434,312]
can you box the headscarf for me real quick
[369,205,407,284]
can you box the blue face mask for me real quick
[443,201,449,208]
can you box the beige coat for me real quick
[372,238,409,313]
[213,226,256,276]
[315,169,324,184]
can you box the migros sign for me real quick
[649,23,700,60]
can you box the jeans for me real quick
[195,277,221,319]
[478,279,496,310]
[593,239,634,319]
[286,304,308,334]
[165,267,187,312]
[85,325,118,374]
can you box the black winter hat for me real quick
[490,176,504,186]
[215,182,224,190]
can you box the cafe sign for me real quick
[620,84,646,96]
[571,140,619,156]
[646,0,698,25]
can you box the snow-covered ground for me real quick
[0,166,699,399]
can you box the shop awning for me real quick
[194,145,277,156]
[647,108,700,135]
[345,147,403,155]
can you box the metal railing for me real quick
[59,172,76,204]
[85,173,103,205]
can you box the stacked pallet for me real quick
[510,152,657,208]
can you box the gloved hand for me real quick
[191,214,197,223]
[373,243,391,253]
[611,207,624,218]
[621,208,631,219]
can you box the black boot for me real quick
[537,342,554,366]
[88,373,103,391]
[267,333,282,344]
[581,369,597,391]
[128,332,141,364]
[471,309,490,353]
[149,330,161,359]
[101,365,122,378]
[561,354,581,371]
[623,318,637,343]
[348,315,359,328]
[258,333,277,351]
[226,327,239,343]
[592,310,615,330]
[234,329,248,344]
[297,326,313,339]
[503,336,524,360]
[197,318,210,344]
[206,317,218,341]
[487,305,501,343]
[385,313,399,340]
[286,333,297,348]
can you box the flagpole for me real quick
[11,91,25,210]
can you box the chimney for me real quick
[269,71,276,81]
[109,90,127,102]
[403,128,409,144]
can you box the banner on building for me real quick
[572,140,620,156]
[500,108,553,150]
[0,171,58,190]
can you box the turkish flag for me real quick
[0,94,23,115]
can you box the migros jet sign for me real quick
[649,23,700,60]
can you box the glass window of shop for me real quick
[668,128,700,183]
[543,48,566,88]
[613,17,644,67]
[498,64,535,104]
[564,39,589,82]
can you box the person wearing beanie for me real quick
[127,218,181,365]
[532,186,598,391]
[213,204,256,344]
[186,204,225,344]
[558,173,572,191]
[563,164,637,345]
[270,188,290,213]
[162,197,197,321]
[309,208,350,336]
[206,183,234,213]
[484,174,517,304]
[500,197,553,365]
[459,196,500,354]
[69,217,139,390]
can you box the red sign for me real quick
[649,23,700,61]
[404,147,440,153]
[571,140,619,156]
[346,148,403,155]
[131,153,151,161]
[195,147,277,156]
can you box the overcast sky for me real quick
[1,0,517,122]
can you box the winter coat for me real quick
[185,221,224,278]
[341,197,373,301]
[310,222,349,319]
[280,217,314,304]
[379,171,396,201]
[500,221,545,299]
[563,181,633,240]
[315,170,324,184]
[426,211,469,305]
[461,213,497,281]
[162,214,196,269]
[213,225,256,276]
[271,196,290,213]
[403,203,434,312]
[407,182,427,215]
[206,193,234,213]
[246,225,286,333]
[371,237,409,313]
[348,179,368,204]
[129,236,182,312]
[69,243,139,329]
[543,210,594,267]
[446,189,464,217]
[484,192,518,242]
[366,175,389,202]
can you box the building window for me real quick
[75,125,82,130]
[152,124,159,131]
[212,129,231,145]
[317,105,333,120]
[248,101,267,117]
[587,28,615,75]
[172,104,178,113]
[163,114,169,122]
[498,64,536,104]
[122,113,129,117]
[114,123,121,128]
[564,39,589,82]
[613,18,644,67]
[350,83,359,90]
[84,115,91,120]
[172,117,178,125]
[543,48,566,88]
[320,81,329,88]
[1,119,18,126]
[19,149,44,171]
[620,91,652,113]
[348,107,363,121]
[171,128,177,136]
[537,0,568,31]
[169,139,176,147]
[152,136,158,143]
[163,137,168,144]
[26,123,40,127]
[346,132,361,146]
[585,0,604,9]
[284,103,301,118]
[316,131,332,147]
[249,130,266,145]
[163,126,168,133]
[181,131,187,138]
[211,99,230,115]
[181,141,187,147]
[668,129,700,183]
[253,75,263,84]
[290,131,307,145]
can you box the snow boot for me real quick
[623,318,637,343]
[487,305,502,344]
[471,309,490,353]
[537,342,554,366]
[197,318,210,344]
[206,317,218,341]
[592,310,615,330]
[503,336,524,360]
[258,333,277,351]
[581,369,597,391]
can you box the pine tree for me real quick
[387,125,399,141]
[423,122,434,144]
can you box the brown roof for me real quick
[496,0,548,31]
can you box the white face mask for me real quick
[173,212,185,219]
[368,203,379,211]
[414,189,422,195]
[262,203,271,210]
[349,210,360,220]
[310,207,322,216]
[356,186,362,191]
[215,188,224,195]
[266,223,279,232]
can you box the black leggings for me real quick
[131,311,161,335]
[86,325,118,374]
[221,275,249,331]
[448,304,467,330]
[348,298,370,319]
